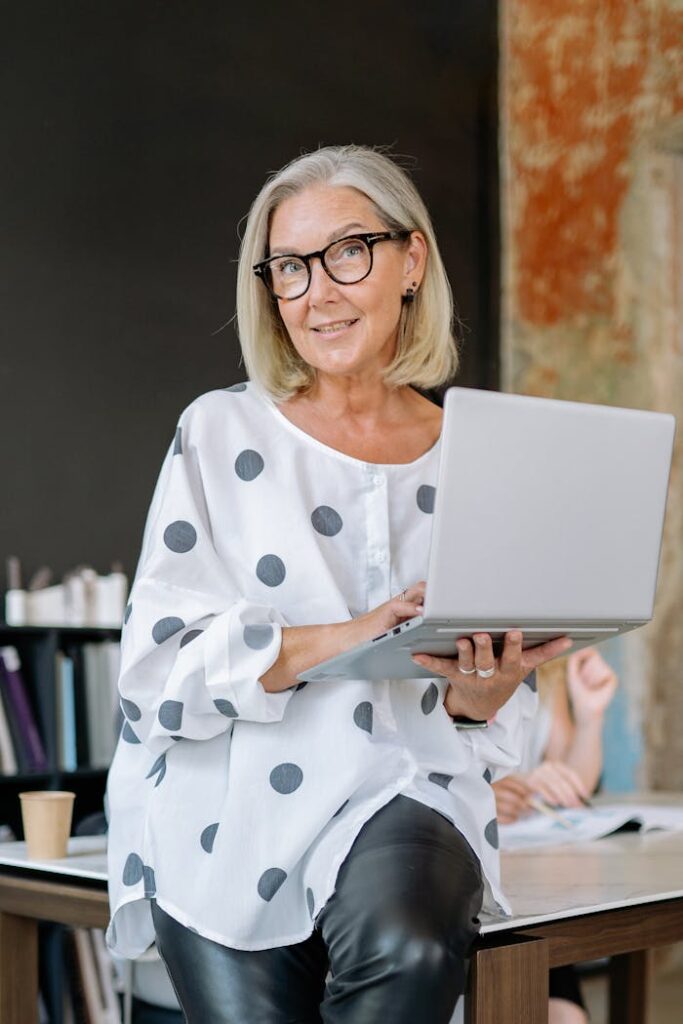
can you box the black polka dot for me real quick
[421,682,438,715]
[143,865,156,898]
[417,485,436,513]
[295,681,309,692]
[244,624,274,650]
[171,735,183,741]
[256,555,286,587]
[200,823,219,853]
[122,721,140,744]
[483,767,493,784]
[257,867,287,901]
[173,427,182,455]
[122,852,144,886]
[158,700,183,731]
[306,887,315,918]
[353,701,373,734]
[145,753,167,787]
[311,506,343,537]
[152,616,185,644]
[214,698,238,718]
[164,520,197,553]
[180,628,203,647]
[523,670,537,692]
[332,799,349,818]
[124,602,133,624]
[428,772,453,790]
[485,818,499,849]
[225,382,247,392]
[269,763,303,794]
[235,449,264,481]
[121,698,141,722]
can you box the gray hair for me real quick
[236,145,459,399]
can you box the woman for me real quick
[493,647,618,1024]
[106,145,571,1023]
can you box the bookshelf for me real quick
[0,623,124,1023]
[0,623,121,843]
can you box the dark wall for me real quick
[1,0,499,586]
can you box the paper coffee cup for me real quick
[19,791,75,859]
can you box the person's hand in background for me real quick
[566,648,618,726]
[492,760,589,822]
[524,759,590,808]
[491,775,531,824]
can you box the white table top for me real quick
[0,835,107,881]
[481,828,683,933]
[2,795,682,935]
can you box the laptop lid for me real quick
[422,388,675,625]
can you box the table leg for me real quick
[0,910,38,1024]
[467,934,549,1024]
[609,949,650,1024]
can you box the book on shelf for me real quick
[0,631,122,778]
[83,644,118,768]
[0,684,18,773]
[55,651,78,772]
[90,927,122,1022]
[64,642,91,767]
[56,640,121,772]
[70,928,122,1024]
[0,645,48,772]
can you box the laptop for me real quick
[298,387,675,683]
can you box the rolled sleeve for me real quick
[117,402,294,757]
[205,598,293,723]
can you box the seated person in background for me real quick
[493,647,619,1024]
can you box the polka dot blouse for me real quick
[105,383,538,957]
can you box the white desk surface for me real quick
[1,795,682,935]
[0,834,107,881]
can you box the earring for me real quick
[403,281,418,304]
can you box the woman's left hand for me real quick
[412,632,573,722]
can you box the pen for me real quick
[527,796,574,830]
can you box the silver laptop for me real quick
[298,387,675,683]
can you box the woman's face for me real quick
[268,184,426,384]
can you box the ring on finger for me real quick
[476,666,496,679]
[398,589,407,601]
[458,664,477,676]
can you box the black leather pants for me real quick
[151,794,484,1024]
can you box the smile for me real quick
[311,319,359,335]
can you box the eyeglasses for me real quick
[252,230,411,301]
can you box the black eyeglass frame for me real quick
[252,230,411,300]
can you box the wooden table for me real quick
[0,836,109,1024]
[470,817,683,1024]
[2,819,683,1024]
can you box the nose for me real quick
[306,255,340,303]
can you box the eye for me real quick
[341,243,363,258]
[275,258,305,276]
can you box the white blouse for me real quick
[105,382,538,958]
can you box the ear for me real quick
[402,231,428,291]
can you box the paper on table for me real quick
[499,803,683,850]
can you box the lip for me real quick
[310,318,359,336]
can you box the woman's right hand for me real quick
[260,581,426,693]
[347,581,427,646]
